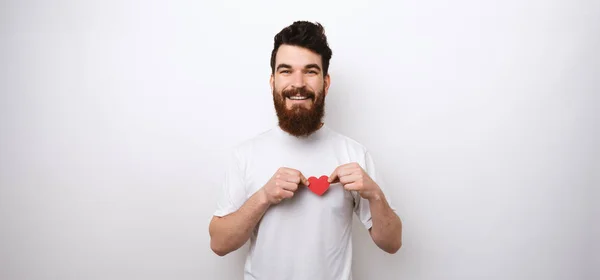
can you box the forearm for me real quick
[209,189,270,256]
[368,190,403,254]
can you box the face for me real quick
[270,45,331,137]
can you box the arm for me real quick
[209,189,270,256]
[209,167,309,256]
[329,162,403,254]
[367,190,403,254]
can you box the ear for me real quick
[269,74,274,91]
[324,73,331,97]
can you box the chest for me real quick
[244,144,357,222]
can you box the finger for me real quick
[279,167,301,176]
[340,174,362,185]
[339,162,359,171]
[330,166,353,183]
[340,168,359,178]
[343,182,360,191]
[328,166,341,183]
[277,180,299,192]
[353,167,363,173]
[278,168,309,186]
[279,189,294,199]
[278,173,301,184]
[299,173,309,186]
[280,168,308,185]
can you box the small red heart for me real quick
[307,175,330,196]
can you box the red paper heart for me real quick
[307,175,330,196]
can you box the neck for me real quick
[278,122,325,138]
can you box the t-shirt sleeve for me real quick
[213,149,247,217]
[354,150,397,230]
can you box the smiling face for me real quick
[271,45,331,137]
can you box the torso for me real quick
[237,125,369,280]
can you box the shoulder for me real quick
[230,127,278,158]
[325,128,384,179]
[326,126,369,153]
[328,128,370,167]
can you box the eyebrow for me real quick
[276,63,322,72]
[304,64,321,71]
[276,64,292,71]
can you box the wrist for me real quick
[367,188,385,203]
[257,187,271,207]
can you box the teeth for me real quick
[288,96,309,100]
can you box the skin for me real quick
[329,163,403,254]
[209,45,402,256]
[209,167,308,256]
[270,45,331,110]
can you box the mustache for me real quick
[282,87,316,99]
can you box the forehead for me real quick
[275,45,322,68]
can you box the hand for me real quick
[261,167,309,205]
[329,162,382,201]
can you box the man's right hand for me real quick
[261,167,309,205]
[209,167,309,256]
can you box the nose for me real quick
[290,71,306,88]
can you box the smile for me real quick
[287,96,310,100]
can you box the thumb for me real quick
[328,169,338,183]
[300,174,310,186]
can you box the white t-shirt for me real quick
[214,124,395,280]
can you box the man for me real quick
[209,21,402,280]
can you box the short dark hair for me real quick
[270,21,333,76]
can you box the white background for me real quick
[1,0,598,279]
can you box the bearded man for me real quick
[209,21,403,280]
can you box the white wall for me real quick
[1,0,598,279]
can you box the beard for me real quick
[273,85,326,137]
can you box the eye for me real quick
[280,70,291,74]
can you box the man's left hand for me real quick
[328,162,382,201]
